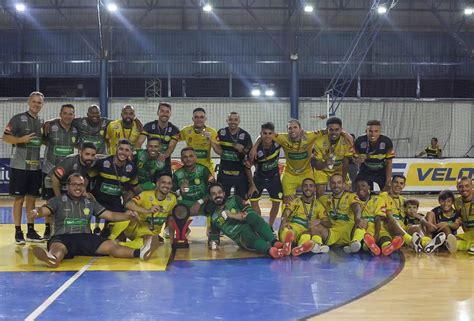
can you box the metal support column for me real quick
[99,59,108,117]
[35,64,40,91]
[290,53,299,119]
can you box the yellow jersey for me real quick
[454,196,474,232]
[314,134,353,174]
[180,125,217,174]
[380,192,405,222]
[359,195,387,223]
[284,197,326,228]
[131,190,177,231]
[318,192,359,227]
[105,119,142,155]
[274,131,322,175]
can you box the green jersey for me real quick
[172,164,212,203]
[134,149,167,190]
[206,195,249,240]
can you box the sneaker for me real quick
[382,236,404,256]
[209,240,219,250]
[140,236,159,260]
[26,230,44,243]
[273,241,284,249]
[32,246,58,268]
[93,227,101,235]
[311,243,330,254]
[282,231,294,256]
[15,231,26,245]
[185,228,191,238]
[412,232,423,253]
[425,232,446,254]
[363,233,381,256]
[268,247,285,259]
[291,240,315,256]
[468,245,474,255]
[445,234,457,254]
[43,230,51,241]
[343,241,362,254]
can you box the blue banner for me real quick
[0,158,10,194]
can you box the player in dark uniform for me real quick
[50,142,97,196]
[134,137,167,192]
[205,183,286,259]
[135,102,180,175]
[210,112,256,199]
[3,92,44,244]
[72,104,109,154]
[28,174,159,268]
[353,120,395,191]
[248,122,282,230]
[89,139,138,236]
[416,137,442,159]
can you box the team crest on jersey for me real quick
[360,141,367,149]
[149,196,154,202]
[165,136,170,141]
[257,150,264,158]
[380,142,386,149]
[83,208,90,216]
[21,115,28,122]
[51,124,59,132]
[125,164,133,172]
[152,124,156,130]
[239,133,245,140]
[72,163,78,170]
[187,129,192,135]
[103,160,111,168]
[114,124,119,130]
[61,195,68,202]
[220,129,226,136]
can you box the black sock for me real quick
[15,226,22,232]
[133,249,140,258]
[27,223,34,232]
[45,223,51,232]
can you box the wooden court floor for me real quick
[0,196,472,321]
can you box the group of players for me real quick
[3,91,473,268]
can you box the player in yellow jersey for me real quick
[313,117,354,197]
[316,174,365,254]
[105,105,143,155]
[354,179,388,256]
[180,107,218,176]
[109,174,176,249]
[455,177,474,254]
[279,178,330,256]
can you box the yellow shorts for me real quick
[457,229,474,242]
[366,222,391,240]
[279,223,309,242]
[325,224,353,246]
[314,169,351,185]
[281,169,314,197]
[110,220,161,240]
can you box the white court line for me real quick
[25,258,97,321]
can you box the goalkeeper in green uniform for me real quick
[134,137,167,192]
[205,182,287,259]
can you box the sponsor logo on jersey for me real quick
[103,160,111,168]
[126,164,133,172]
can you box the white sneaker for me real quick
[469,245,474,255]
[343,241,361,254]
[445,234,457,254]
[412,232,423,253]
[209,240,219,250]
[140,236,159,260]
[311,243,329,254]
[425,232,446,254]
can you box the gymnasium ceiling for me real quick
[0,0,473,32]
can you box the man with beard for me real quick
[353,120,395,191]
[205,183,286,259]
[210,112,255,199]
[135,102,180,175]
[50,142,97,196]
[105,105,143,155]
[3,92,45,244]
[72,104,109,154]
[134,138,167,191]
[29,174,158,268]
[89,139,138,236]
[313,117,353,197]
[454,177,474,254]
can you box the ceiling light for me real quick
[265,89,275,97]
[464,8,473,15]
[377,6,387,14]
[107,3,118,12]
[304,5,314,13]
[203,4,213,12]
[251,89,261,97]
[15,3,26,12]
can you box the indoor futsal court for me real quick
[0,0,473,321]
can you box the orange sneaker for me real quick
[282,231,294,256]
[269,247,285,259]
[291,240,315,256]
[363,233,381,256]
[382,236,404,256]
[273,241,284,249]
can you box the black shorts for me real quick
[217,173,249,199]
[250,175,283,201]
[9,168,42,197]
[48,233,108,259]
[356,169,387,191]
[41,172,55,200]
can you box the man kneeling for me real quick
[29,173,159,268]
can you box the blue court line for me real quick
[16,250,403,321]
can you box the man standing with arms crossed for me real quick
[3,92,45,244]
